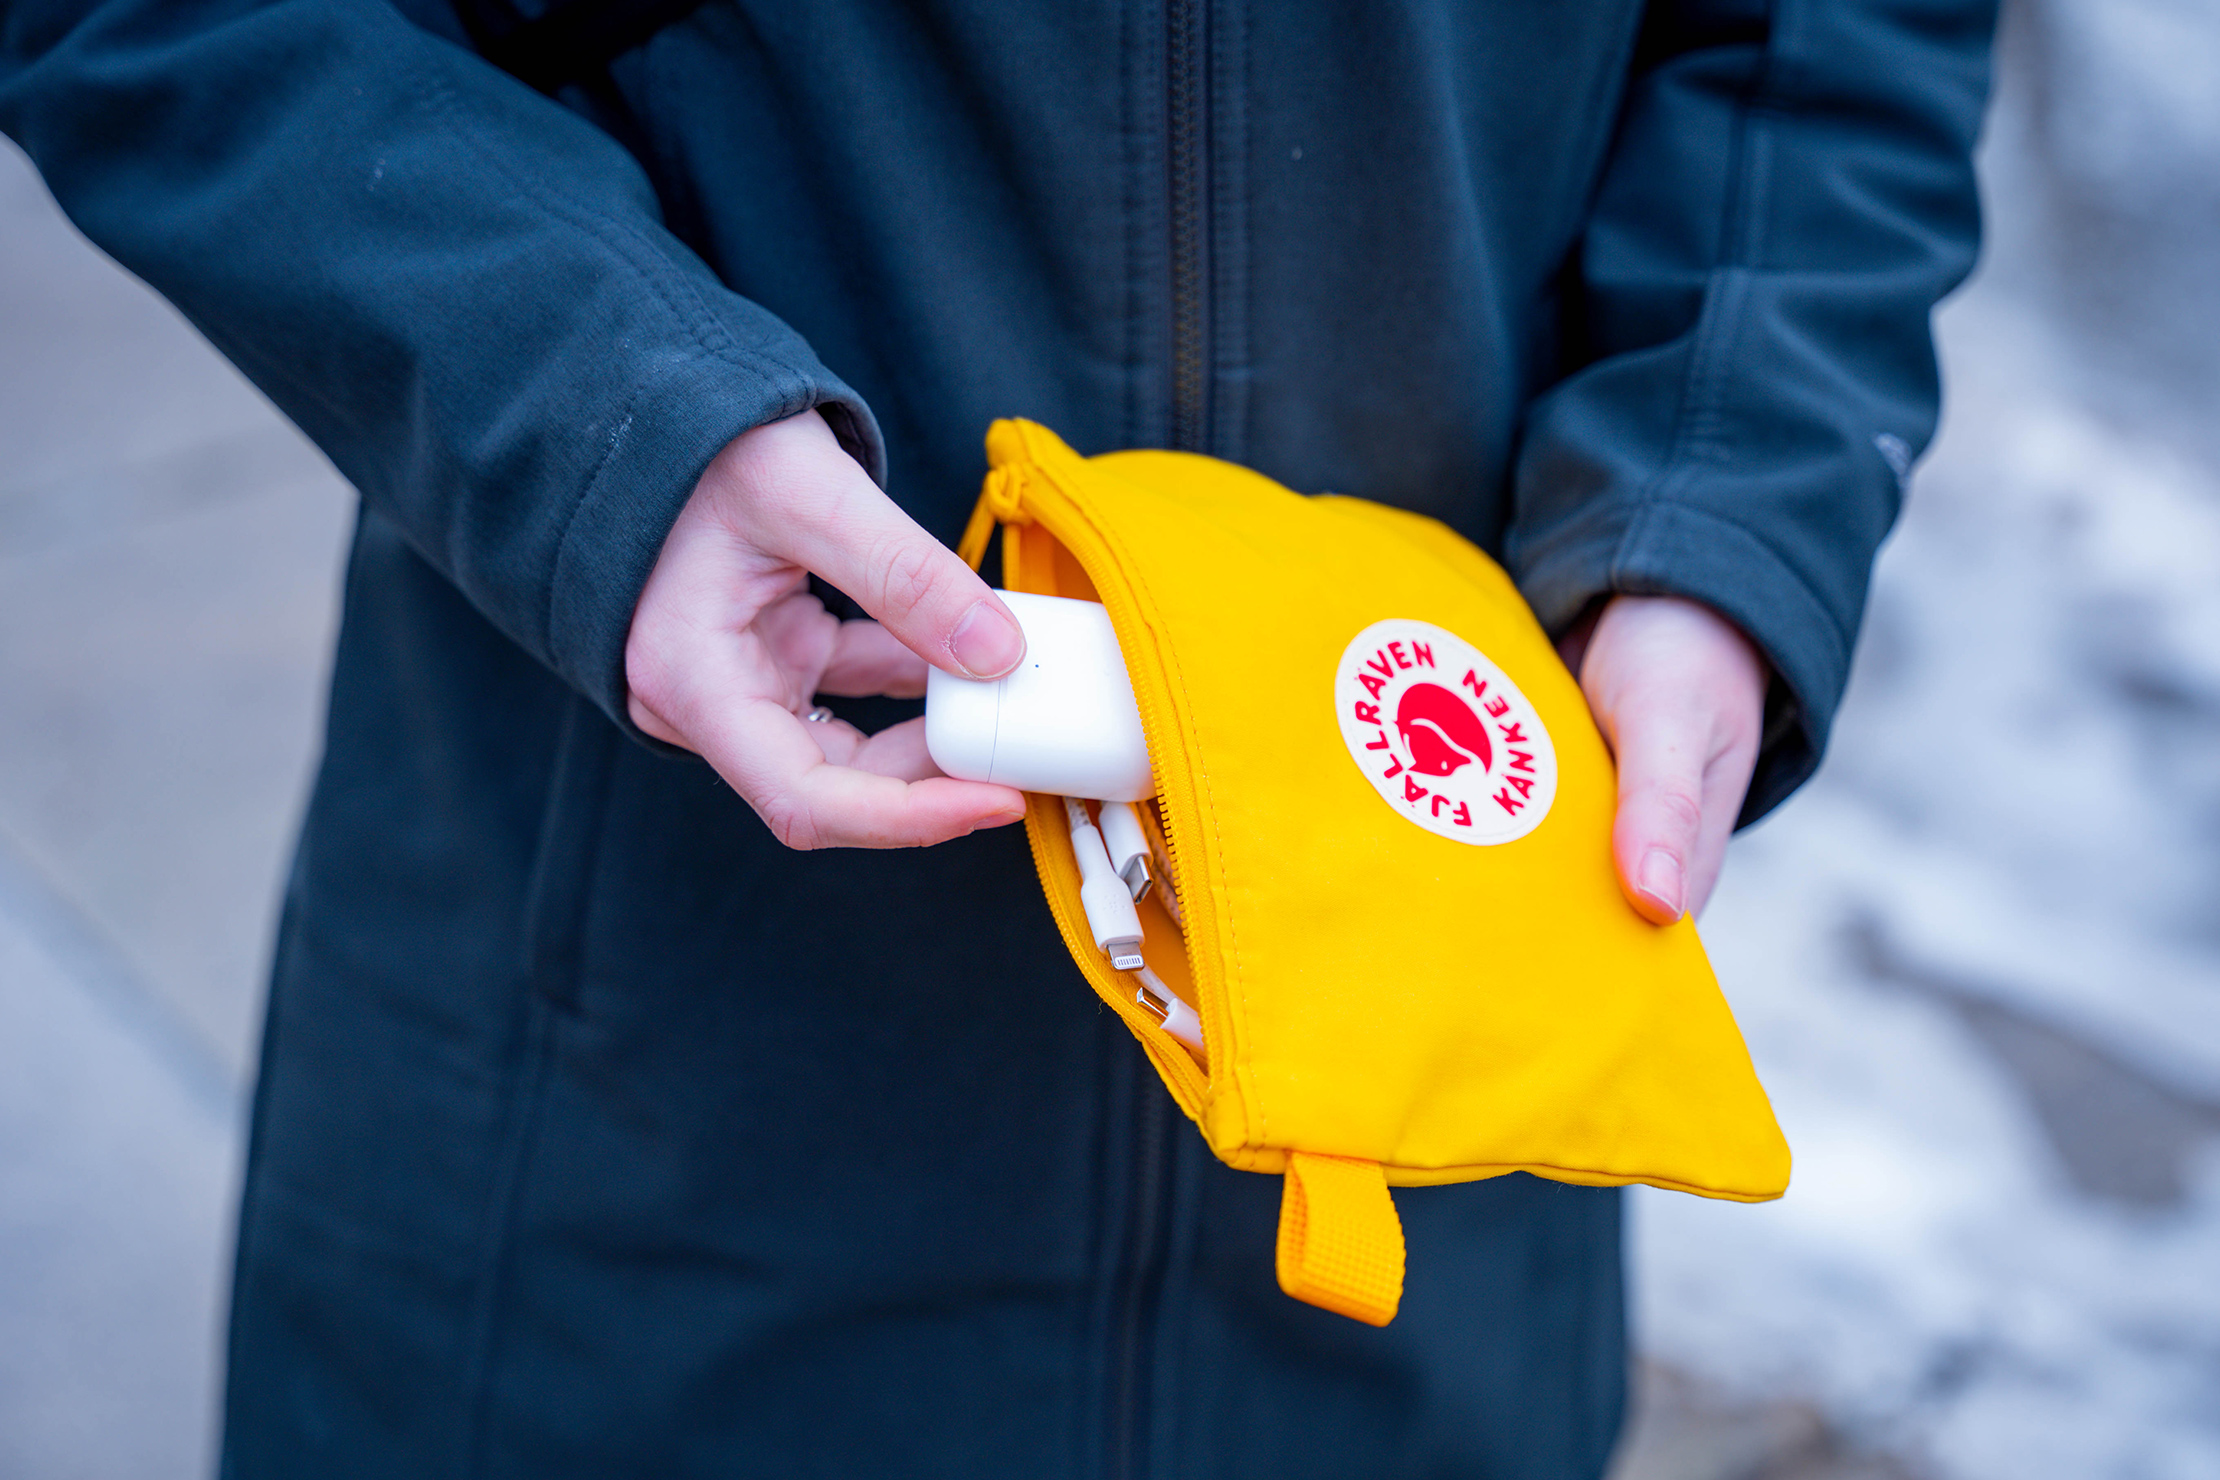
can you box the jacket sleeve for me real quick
[1505,0,1995,822]
[0,0,881,733]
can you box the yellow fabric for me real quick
[1276,1152,1405,1327]
[971,419,1792,1324]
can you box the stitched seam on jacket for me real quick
[1553,8,1652,260]
[1608,21,1779,586]
[457,986,560,1479]
[416,67,789,653]
[1620,499,1851,681]
[409,56,828,677]
[421,60,808,380]
[463,692,623,1468]
[521,693,625,1008]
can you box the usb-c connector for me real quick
[1134,966,1206,1062]
[1097,800,1153,902]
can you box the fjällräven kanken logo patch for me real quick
[1333,619,1556,845]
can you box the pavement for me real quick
[0,136,353,1479]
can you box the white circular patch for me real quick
[1333,619,1556,845]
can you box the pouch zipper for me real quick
[1009,499,1220,1117]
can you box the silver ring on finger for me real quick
[802,705,835,724]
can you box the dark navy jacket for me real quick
[0,2,1993,1476]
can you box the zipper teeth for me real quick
[1016,469,1218,1108]
[1109,1080,1169,1480]
[1166,0,1206,453]
[1112,580,1212,1088]
[1146,799,1188,930]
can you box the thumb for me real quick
[1607,710,1708,924]
[1578,595,1766,925]
[720,412,1027,679]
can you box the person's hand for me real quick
[1563,595,1767,924]
[624,409,1029,849]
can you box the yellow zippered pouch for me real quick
[957,420,1790,1326]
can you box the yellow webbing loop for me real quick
[1276,1152,1405,1326]
[954,496,997,572]
[955,466,1032,572]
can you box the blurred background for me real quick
[2,1,2215,1475]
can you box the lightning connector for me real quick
[1065,797,1145,969]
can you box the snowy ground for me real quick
[2,3,2216,1477]
[1634,305,2220,1479]
[1630,4,2220,1475]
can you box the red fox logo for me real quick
[1395,683,1492,777]
[1338,619,1555,844]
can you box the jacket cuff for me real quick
[1512,497,1846,827]
[545,350,881,745]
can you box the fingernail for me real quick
[1636,848,1684,920]
[949,600,1025,678]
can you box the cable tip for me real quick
[1107,941,1144,971]
[1119,856,1152,901]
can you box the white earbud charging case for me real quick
[924,590,1156,802]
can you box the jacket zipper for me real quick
[1112,8,1209,1469]
[1166,0,1209,454]
[1108,1074,1171,1480]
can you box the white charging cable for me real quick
[1065,797,1145,970]
[1132,966,1206,1061]
[1066,799,1203,1065]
